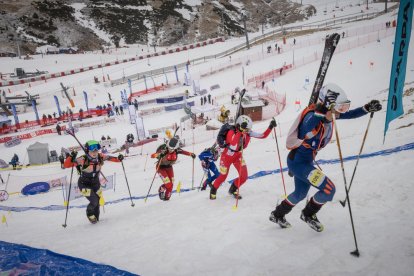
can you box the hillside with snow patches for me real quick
[1,1,414,275]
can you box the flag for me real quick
[54,95,62,117]
[99,194,105,206]
[176,181,181,195]
[31,99,40,123]
[83,91,89,111]
[384,0,413,141]
[11,104,19,127]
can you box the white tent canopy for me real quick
[27,142,50,165]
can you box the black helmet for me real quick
[167,137,179,151]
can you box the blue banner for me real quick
[0,241,136,275]
[384,0,413,140]
[11,104,19,126]
[83,91,89,111]
[53,96,62,117]
[31,100,40,123]
[156,96,184,104]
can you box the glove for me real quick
[118,154,124,161]
[269,119,277,129]
[70,151,77,162]
[201,160,209,169]
[191,153,196,159]
[364,100,382,113]
[324,90,339,109]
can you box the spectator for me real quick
[120,105,124,115]
[101,135,106,141]
[203,96,207,105]
[200,97,204,106]
[53,112,57,119]
[262,81,265,89]
[56,123,62,135]
[107,135,111,140]
[42,114,47,125]
[79,108,84,121]
[115,106,120,115]
[293,38,296,45]
[208,94,211,104]
[108,92,112,101]
[59,153,65,169]
[10,154,19,170]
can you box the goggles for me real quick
[334,102,351,113]
[88,143,101,152]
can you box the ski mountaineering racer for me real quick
[198,145,220,190]
[151,137,196,201]
[64,140,124,224]
[269,83,382,231]
[210,115,277,200]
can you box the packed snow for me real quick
[1,1,414,275]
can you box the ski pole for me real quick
[62,165,74,228]
[191,157,195,190]
[144,160,162,203]
[121,160,135,207]
[340,112,374,207]
[331,106,360,257]
[144,153,148,171]
[198,171,207,191]
[273,124,287,197]
[232,136,244,210]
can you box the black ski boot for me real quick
[228,184,242,199]
[300,198,324,232]
[269,200,293,229]
[210,186,217,200]
[87,215,98,224]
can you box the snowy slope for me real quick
[1,3,414,275]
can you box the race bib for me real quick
[81,188,91,197]
[307,169,325,187]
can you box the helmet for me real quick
[167,137,179,151]
[236,115,252,132]
[165,129,173,139]
[211,146,219,161]
[85,140,101,152]
[319,83,351,113]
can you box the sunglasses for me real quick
[335,102,351,113]
[88,144,101,152]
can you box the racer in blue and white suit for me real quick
[269,83,382,229]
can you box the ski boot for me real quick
[300,198,324,232]
[210,186,217,200]
[228,184,242,199]
[300,211,324,232]
[269,211,291,228]
[88,215,98,224]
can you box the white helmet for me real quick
[319,83,351,113]
[236,115,252,131]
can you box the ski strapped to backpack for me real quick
[308,33,341,106]
[217,88,247,149]
[287,33,340,150]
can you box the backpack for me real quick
[286,105,320,150]
[217,123,235,148]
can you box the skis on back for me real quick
[235,88,246,119]
[308,33,341,106]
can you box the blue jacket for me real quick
[295,107,367,162]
